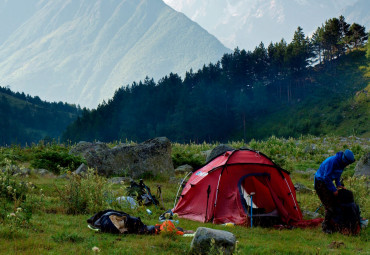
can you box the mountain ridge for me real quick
[0,0,230,108]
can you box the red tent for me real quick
[173,149,303,226]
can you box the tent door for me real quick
[238,173,280,221]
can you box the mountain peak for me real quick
[0,0,230,108]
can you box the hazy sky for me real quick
[163,0,365,50]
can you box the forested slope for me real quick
[0,87,81,145]
[62,16,369,143]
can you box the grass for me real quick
[0,136,369,254]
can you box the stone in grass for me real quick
[175,164,193,174]
[190,227,236,255]
[74,163,88,175]
[294,182,313,193]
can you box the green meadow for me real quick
[0,135,369,254]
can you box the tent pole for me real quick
[173,171,192,208]
[250,192,255,228]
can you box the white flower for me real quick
[16,207,22,212]
[7,186,12,191]
[9,213,16,217]
[92,246,100,252]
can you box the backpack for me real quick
[332,189,361,235]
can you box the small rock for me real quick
[74,163,88,175]
[304,144,317,154]
[57,173,69,179]
[294,183,313,193]
[190,227,236,255]
[33,169,56,177]
[175,164,193,174]
[109,177,132,185]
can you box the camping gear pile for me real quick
[87,209,186,235]
[125,179,159,206]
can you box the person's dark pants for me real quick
[314,178,338,232]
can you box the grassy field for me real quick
[0,136,369,254]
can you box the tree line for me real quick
[0,86,81,145]
[62,16,368,143]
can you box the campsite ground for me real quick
[0,136,369,254]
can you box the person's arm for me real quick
[323,163,336,192]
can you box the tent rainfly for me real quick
[173,149,303,226]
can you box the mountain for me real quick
[0,86,80,145]
[0,0,230,108]
[163,0,369,51]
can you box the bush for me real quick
[31,150,85,175]
[0,159,38,238]
[56,169,112,214]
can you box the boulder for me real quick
[190,227,236,255]
[69,137,174,178]
[175,164,193,174]
[354,152,370,177]
[206,144,234,163]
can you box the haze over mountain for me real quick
[0,0,230,108]
[164,0,370,51]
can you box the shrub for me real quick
[31,150,85,175]
[56,169,112,214]
[0,159,38,238]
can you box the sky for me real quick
[163,0,367,51]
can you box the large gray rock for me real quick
[354,152,370,177]
[206,144,234,163]
[69,137,174,177]
[190,227,236,255]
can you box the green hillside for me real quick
[247,49,369,140]
[62,18,369,143]
[0,87,81,145]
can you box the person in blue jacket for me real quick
[314,149,355,233]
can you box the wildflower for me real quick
[9,213,16,217]
[7,186,12,191]
[16,207,22,213]
[92,246,100,252]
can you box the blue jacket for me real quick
[315,152,346,192]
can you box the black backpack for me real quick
[332,189,361,235]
